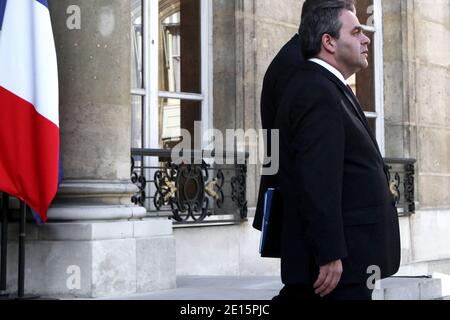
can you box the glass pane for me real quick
[131,0,143,89]
[159,0,201,94]
[356,0,374,27]
[131,95,143,148]
[367,117,376,135]
[353,0,376,112]
[354,0,377,137]
[355,31,375,113]
[159,98,202,149]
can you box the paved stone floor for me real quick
[101,276,283,300]
[100,276,450,301]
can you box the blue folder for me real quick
[258,187,282,257]
[259,188,275,255]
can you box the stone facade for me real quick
[2,0,450,298]
[382,0,450,276]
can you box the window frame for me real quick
[359,0,385,156]
[373,0,385,157]
[132,0,214,150]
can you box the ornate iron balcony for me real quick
[131,148,248,225]
[384,158,416,216]
[130,150,415,223]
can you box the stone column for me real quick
[49,0,139,219]
[4,0,176,298]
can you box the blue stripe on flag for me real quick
[0,0,6,30]
[35,0,48,8]
[31,209,44,225]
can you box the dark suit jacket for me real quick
[275,61,401,285]
[253,34,303,233]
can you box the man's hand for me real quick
[313,259,343,298]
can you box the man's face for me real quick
[334,9,371,75]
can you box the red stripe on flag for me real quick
[0,86,59,222]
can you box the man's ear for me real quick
[321,34,336,54]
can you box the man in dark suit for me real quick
[271,0,401,301]
[253,1,353,254]
[253,1,320,236]
[252,33,301,237]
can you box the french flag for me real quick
[0,0,59,223]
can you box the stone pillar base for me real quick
[2,218,176,298]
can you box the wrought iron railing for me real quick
[130,151,415,223]
[130,148,248,225]
[384,158,416,216]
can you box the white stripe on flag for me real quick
[0,0,59,127]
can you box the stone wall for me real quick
[413,0,450,209]
[213,0,237,134]
[383,0,407,158]
[384,0,450,209]
[383,0,450,272]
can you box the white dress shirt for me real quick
[308,58,366,120]
[308,58,348,86]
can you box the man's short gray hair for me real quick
[299,0,356,60]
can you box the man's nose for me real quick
[362,33,371,45]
